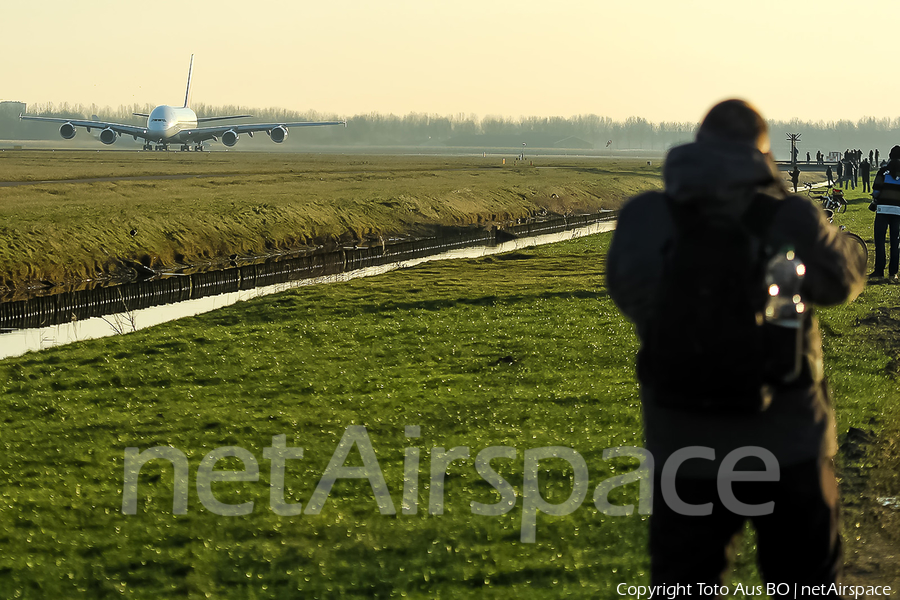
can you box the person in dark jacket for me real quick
[860,158,871,193]
[788,166,801,192]
[607,99,865,592]
[825,164,834,185]
[841,155,855,189]
[869,145,900,280]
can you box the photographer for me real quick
[606,99,865,593]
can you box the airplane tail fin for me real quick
[183,54,194,108]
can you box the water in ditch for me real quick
[0,219,615,360]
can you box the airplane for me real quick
[19,55,346,151]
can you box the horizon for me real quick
[8,100,900,130]
[5,0,899,125]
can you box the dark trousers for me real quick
[873,212,900,276]
[863,176,871,193]
[650,458,842,598]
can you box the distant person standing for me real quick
[841,154,856,189]
[870,149,875,165]
[870,145,900,280]
[876,149,880,166]
[806,151,811,164]
[789,166,801,192]
[836,158,844,187]
[861,158,872,193]
[826,164,835,186]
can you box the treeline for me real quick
[4,101,900,156]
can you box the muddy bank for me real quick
[839,307,900,589]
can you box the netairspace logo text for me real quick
[122,425,784,543]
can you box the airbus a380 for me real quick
[19,56,346,151]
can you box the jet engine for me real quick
[222,130,239,147]
[269,126,288,143]
[59,123,76,140]
[99,128,118,145]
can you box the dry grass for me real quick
[0,152,661,291]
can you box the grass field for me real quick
[1,174,899,598]
[0,152,659,295]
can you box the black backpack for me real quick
[637,194,785,413]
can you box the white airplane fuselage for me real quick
[146,105,198,143]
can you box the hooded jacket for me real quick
[606,141,865,478]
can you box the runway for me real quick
[0,172,242,187]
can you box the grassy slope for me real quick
[2,193,899,598]
[0,152,657,292]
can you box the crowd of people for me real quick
[803,148,880,191]
[787,149,879,193]
[796,146,899,281]
[834,148,872,192]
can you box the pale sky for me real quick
[3,0,896,124]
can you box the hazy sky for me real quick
[4,0,896,124]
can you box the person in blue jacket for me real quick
[869,145,900,280]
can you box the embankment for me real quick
[0,154,661,296]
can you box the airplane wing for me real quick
[19,114,149,140]
[230,120,347,131]
[179,120,346,145]
[196,115,254,123]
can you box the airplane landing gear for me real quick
[142,143,153,151]
[155,144,169,151]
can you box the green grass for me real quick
[0,152,660,293]
[2,210,899,598]
[0,233,648,599]
[802,183,900,587]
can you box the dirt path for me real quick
[841,306,900,596]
